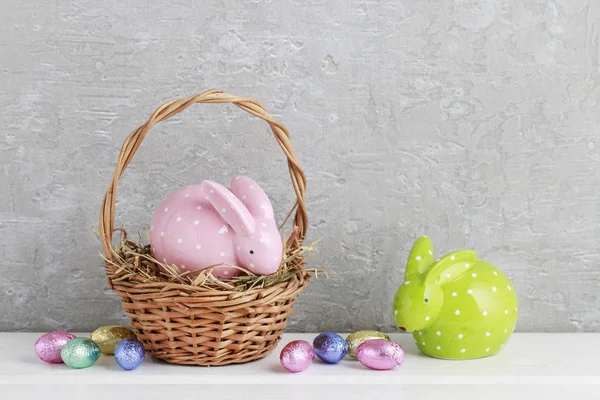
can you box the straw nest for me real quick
[100,225,324,292]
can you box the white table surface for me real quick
[1,332,599,399]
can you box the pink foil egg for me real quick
[34,331,77,363]
[280,340,315,372]
[356,339,405,370]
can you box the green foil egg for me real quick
[346,330,391,358]
[90,325,137,355]
[60,338,101,369]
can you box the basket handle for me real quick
[99,89,308,262]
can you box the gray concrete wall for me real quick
[1,0,599,333]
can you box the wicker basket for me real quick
[99,89,312,366]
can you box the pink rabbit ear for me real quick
[200,180,256,235]
[230,176,274,220]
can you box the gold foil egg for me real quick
[90,325,137,355]
[346,330,391,358]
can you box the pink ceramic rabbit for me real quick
[149,176,283,279]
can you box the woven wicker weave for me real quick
[99,89,312,366]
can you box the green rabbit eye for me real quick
[424,298,429,303]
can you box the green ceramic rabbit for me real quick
[393,236,518,359]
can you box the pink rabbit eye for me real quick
[249,250,254,255]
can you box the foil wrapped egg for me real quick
[280,340,315,372]
[313,332,348,364]
[34,331,77,363]
[346,330,391,359]
[60,338,101,369]
[356,339,405,370]
[114,338,146,370]
[90,325,137,355]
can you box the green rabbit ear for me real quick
[405,236,435,278]
[425,249,477,287]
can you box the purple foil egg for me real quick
[280,340,315,372]
[114,338,146,370]
[34,331,77,363]
[313,332,348,364]
[356,339,405,370]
